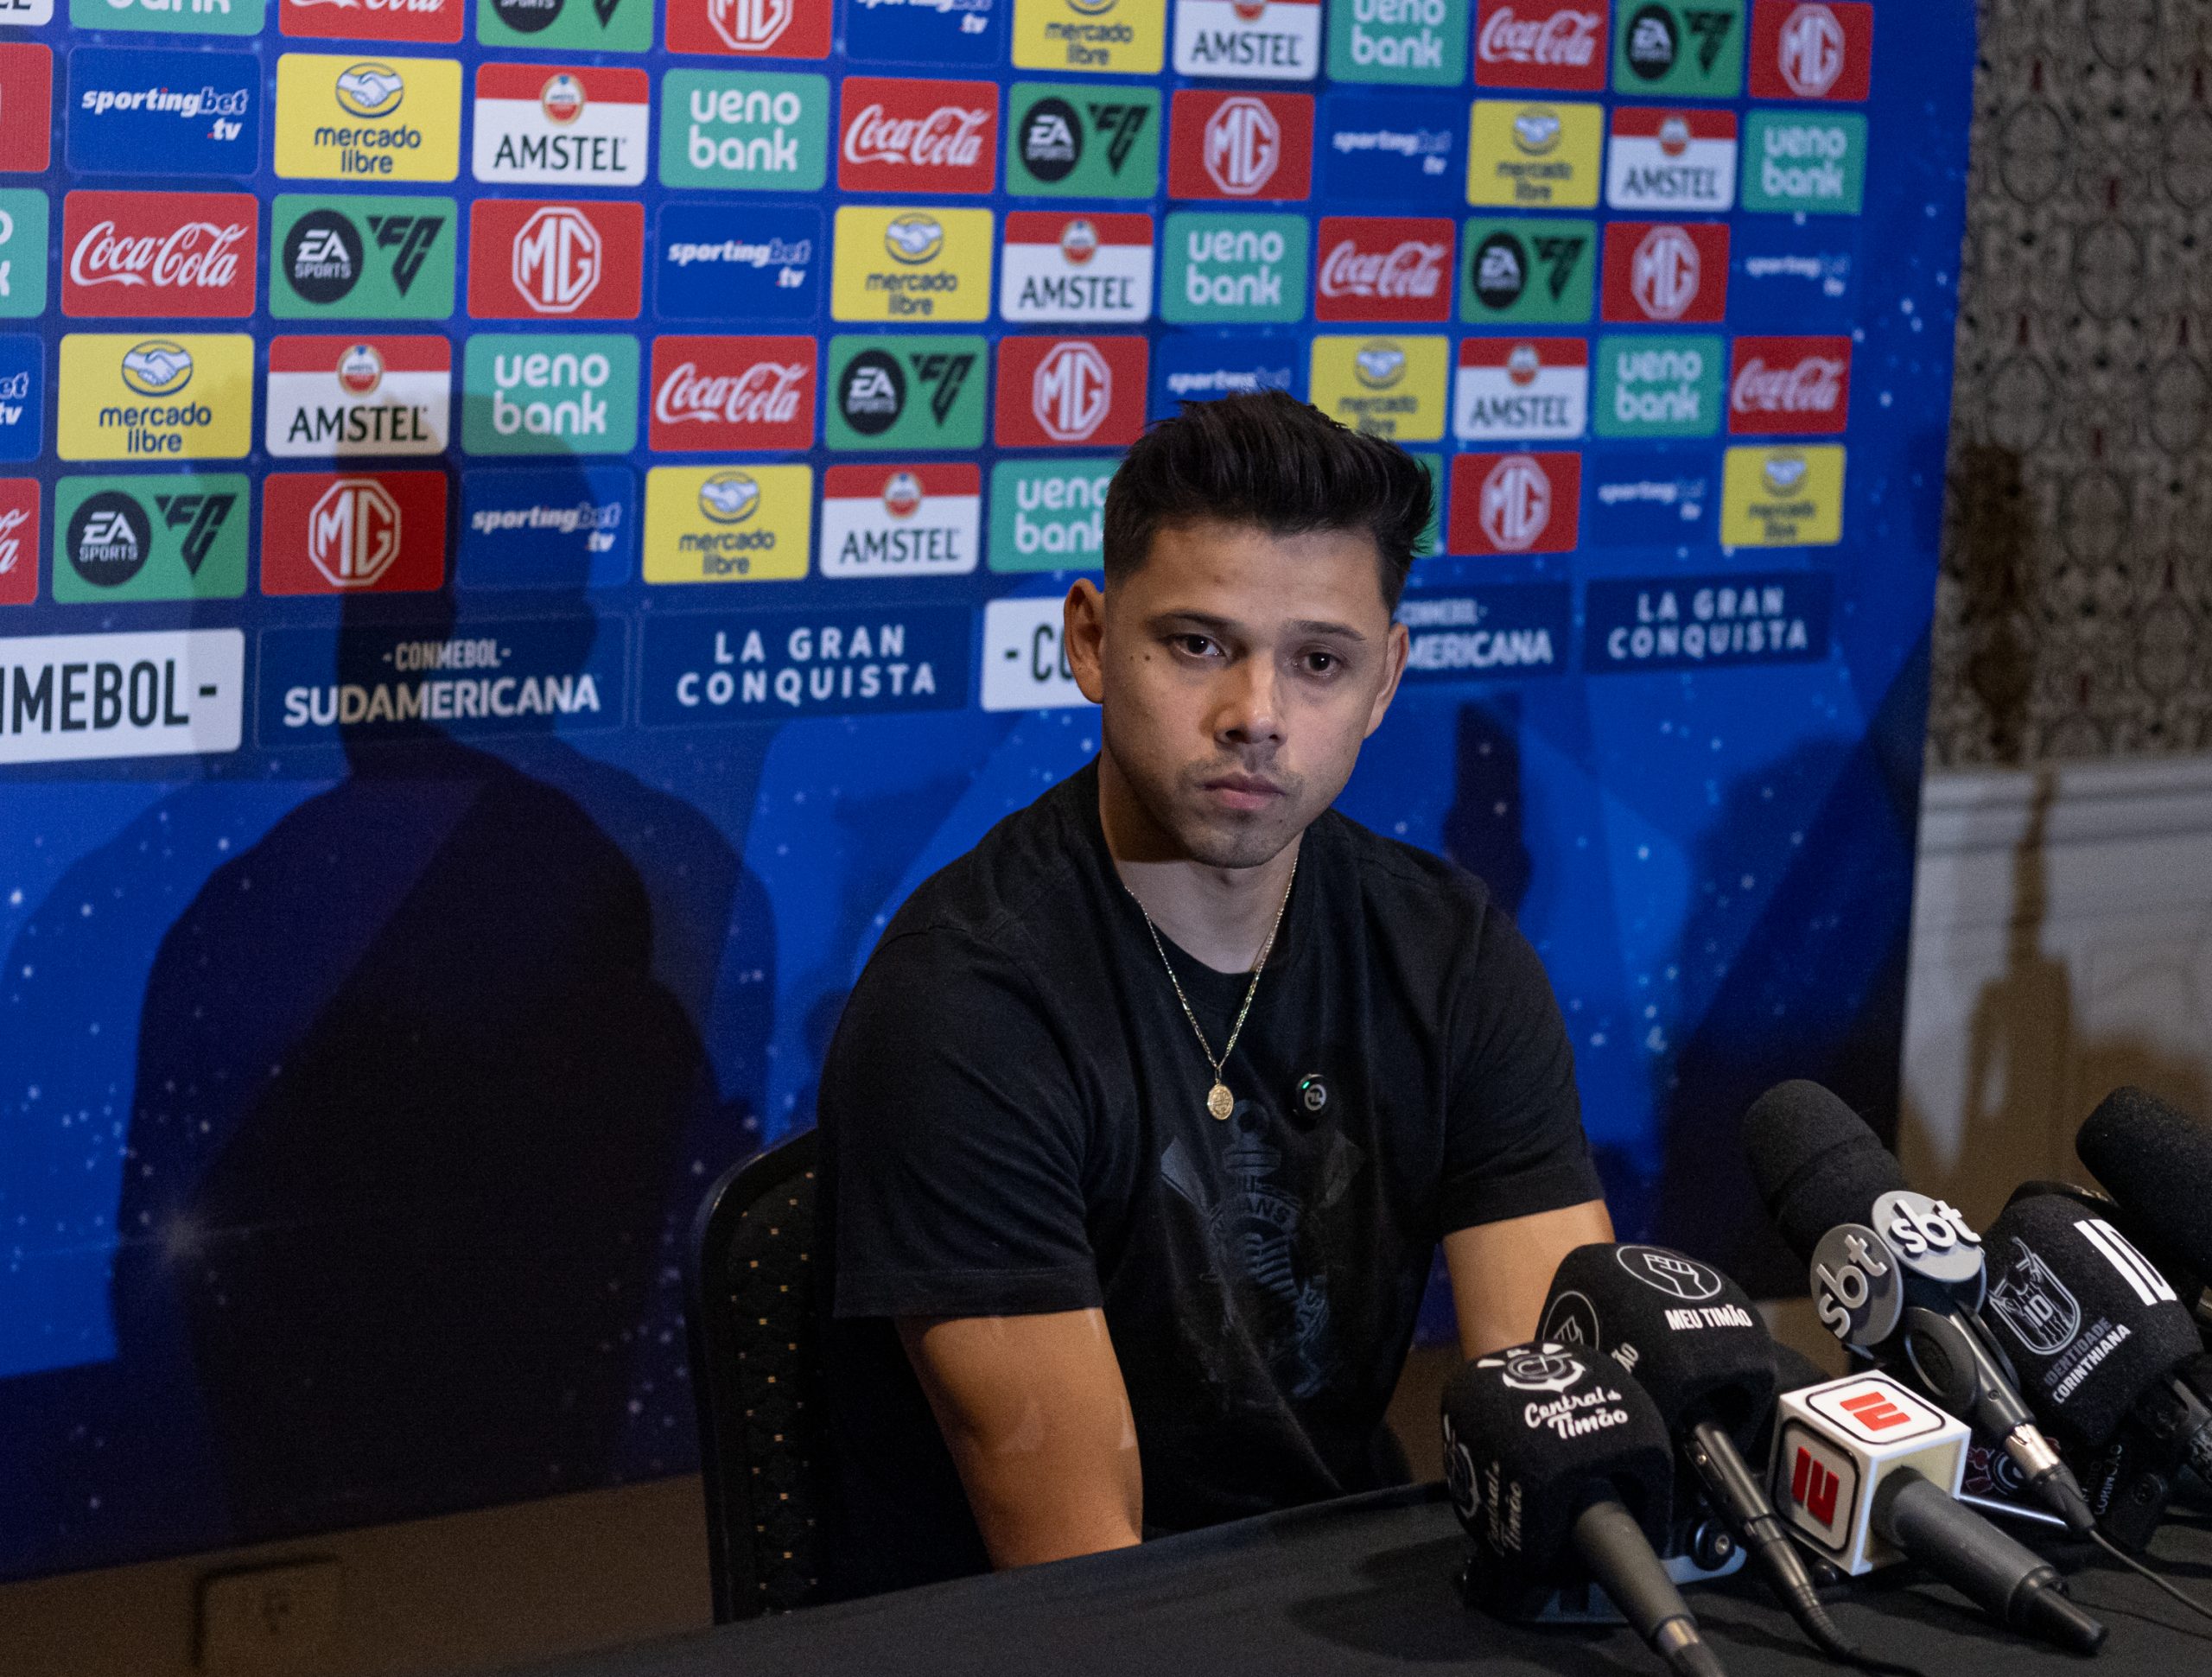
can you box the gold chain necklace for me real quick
[1128,853,1298,1121]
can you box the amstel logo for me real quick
[885,212,945,264]
[699,469,761,524]
[121,339,194,397]
[336,61,407,118]
[541,73,585,124]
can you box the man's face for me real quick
[1065,519,1409,869]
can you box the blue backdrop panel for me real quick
[0,0,1972,1580]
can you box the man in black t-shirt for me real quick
[817,391,1611,1598]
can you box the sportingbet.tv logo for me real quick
[272,194,454,319]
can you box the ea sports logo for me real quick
[1020,100,1082,181]
[1033,340,1112,442]
[121,339,194,397]
[337,343,384,397]
[884,213,944,264]
[308,478,404,590]
[540,73,586,125]
[1778,3,1846,97]
[1059,218,1098,265]
[1506,342,1540,386]
[881,470,924,519]
[1630,224,1700,320]
[335,62,405,118]
[1480,454,1551,552]
[708,0,793,50]
[66,492,151,589]
[698,470,761,524]
[512,206,602,314]
[1204,97,1281,196]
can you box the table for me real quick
[514,1485,2212,1676]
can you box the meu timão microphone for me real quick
[2077,1087,2212,1328]
[1442,1343,1727,1677]
[1772,1371,2107,1654]
[1742,1079,2097,1534]
[1540,1243,1910,1674]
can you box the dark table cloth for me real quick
[510,1484,2212,1676]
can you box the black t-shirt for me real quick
[816,759,1599,1598]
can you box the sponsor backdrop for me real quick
[0,0,1971,1578]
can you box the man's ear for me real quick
[1065,579,1108,705]
[1363,619,1409,740]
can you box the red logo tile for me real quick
[467,200,644,321]
[1748,0,1872,101]
[280,0,464,44]
[1728,334,1851,434]
[1448,450,1580,554]
[837,77,998,195]
[0,478,36,606]
[1167,90,1313,202]
[1473,0,1607,91]
[0,46,50,174]
[262,471,449,595]
[664,0,833,57]
[63,191,258,320]
[649,333,817,451]
[1314,217,1453,323]
[1600,220,1729,323]
[995,336,1147,447]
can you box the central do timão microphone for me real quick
[1442,1343,1727,1677]
[1742,1079,2097,1534]
[1770,1369,2106,1654]
[1540,1243,1904,1674]
[1980,1192,2212,1488]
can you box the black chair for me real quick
[684,1128,830,1622]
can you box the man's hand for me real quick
[1442,1198,1616,1359]
[897,1309,1143,1570]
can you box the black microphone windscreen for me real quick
[1771,1341,1832,1394]
[1441,1344,1673,1592]
[1741,1080,1906,1261]
[1540,1243,1775,1451]
[1981,1193,2205,1449]
[2076,1087,2212,1284]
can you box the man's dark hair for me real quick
[1101,391,1433,610]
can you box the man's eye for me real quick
[1175,635,1216,657]
[1305,651,1338,674]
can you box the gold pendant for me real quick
[1207,1081,1234,1121]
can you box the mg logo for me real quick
[709,0,792,49]
[308,478,404,589]
[1480,454,1551,551]
[1778,3,1846,97]
[1204,97,1281,196]
[1033,340,1112,441]
[1630,225,1700,320]
[512,206,602,314]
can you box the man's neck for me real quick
[1098,753,1301,975]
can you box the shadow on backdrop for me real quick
[105,461,747,1544]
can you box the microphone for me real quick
[1981,1192,2212,1483]
[1743,1079,2097,1534]
[1540,1243,1906,1673]
[2076,1088,2212,1322]
[1770,1369,2107,1654]
[1442,1342,1727,1677]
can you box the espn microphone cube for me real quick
[1768,1371,1968,1575]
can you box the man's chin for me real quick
[1170,808,1302,871]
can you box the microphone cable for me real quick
[2088,1528,2212,1628]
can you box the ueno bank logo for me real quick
[1170,90,1312,200]
[1474,1,1605,90]
[1315,217,1452,321]
[468,198,642,321]
[839,78,998,194]
[64,191,257,318]
[648,333,816,450]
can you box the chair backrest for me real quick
[683,1127,828,1623]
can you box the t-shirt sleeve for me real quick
[1437,902,1604,1234]
[823,928,1103,1321]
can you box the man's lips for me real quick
[1199,772,1287,811]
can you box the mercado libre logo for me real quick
[831,205,994,323]
[271,194,456,320]
[58,332,254,461]
[1308,333,1446,442]
[1466,99,1602,209]
[275,54,463,182]
[1006,83,1160,197]
[1012,0,1167,77]
[659,69,830,193]
[643,462,813,584]
[1719,441,1843,545]
[477,0,652,56]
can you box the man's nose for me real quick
[1213,657,1284,746]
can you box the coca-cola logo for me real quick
[1319,239,1446,299]
[655,359,808,427]
[1732,354,1842,412]
[843,103,991,170]
[69,218,247,291]
[1477,5,1602,64]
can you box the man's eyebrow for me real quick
[1147,610,1370,643]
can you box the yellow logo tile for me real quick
[645,464,813,584]
[275,54,462,183]
[1721,445,1845,547]
[1466,99,1602,210]
[1308,335,1447,443]
[58,334,255,461]
[1013,0,1166,74]
[831,206,995,324]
